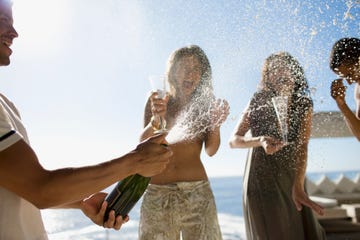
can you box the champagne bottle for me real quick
[104,174,151,221]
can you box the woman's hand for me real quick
[210,99,230,128]
[259,136,286,155]
[80,192,129,230]
[292,183,324,216]
[150,91,169,119]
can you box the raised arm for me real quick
[229,102,270,149]
[331,80,360,140]
[345,83,360,140]
[229,103,285,155]
[140,92,169,142]
[204,99,230,156]
[229,106,259,149]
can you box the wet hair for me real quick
[259,52,310,99]
[258,52,312,144]
[329,37,360,70]
[165,45,215,139]
[165,45,213,98]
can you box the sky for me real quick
[1,0,359,177]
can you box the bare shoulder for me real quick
[355,84,360,118]
[355,83,360,99]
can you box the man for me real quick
[330,37,360,141]
[0,1,172,239]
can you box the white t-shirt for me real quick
[0,94,48,240]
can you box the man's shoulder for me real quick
[0,93,13,106]
[0,93,20,117]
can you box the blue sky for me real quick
[2,0,359,177]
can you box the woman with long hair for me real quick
[138,45,229,240]
[229,52,326,239]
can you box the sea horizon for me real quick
[42,169,360,240]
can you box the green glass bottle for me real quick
[104,174,151,221]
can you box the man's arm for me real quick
[0,135,171,209]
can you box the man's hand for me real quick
[80,192,128,230]
[134,133,172,177]
[331,78,347,103]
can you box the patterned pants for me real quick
[139,180,222,240]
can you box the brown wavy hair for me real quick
[165,45,213,99]
[330,37,360,70]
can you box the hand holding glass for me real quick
[149,75,169,133]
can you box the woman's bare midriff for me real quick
[150,138,208,185]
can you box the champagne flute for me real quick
[149,75,169,133]
[271,96,289,144]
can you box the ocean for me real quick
[41,171,359,240]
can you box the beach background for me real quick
[41,170,360,240]
[1,1,358,239]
